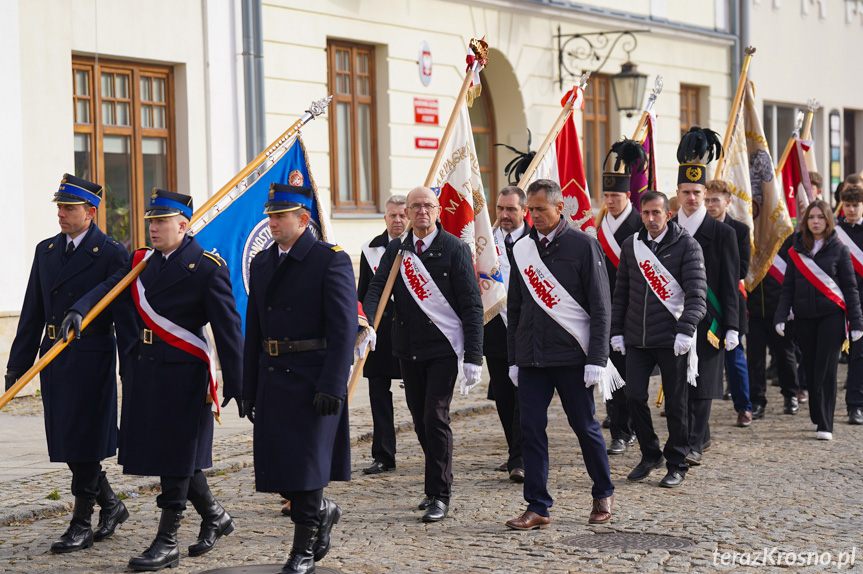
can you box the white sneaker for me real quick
[816,431,833,441]
[811,424,819,431]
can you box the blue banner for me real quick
[194,139,326,331]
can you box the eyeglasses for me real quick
[408,203,438,213]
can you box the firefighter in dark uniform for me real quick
[61,189,245,571]
[5,174,137,554]
[242,184,355,574]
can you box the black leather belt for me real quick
[264,338,327,356]
[46,323,111,340]
[140,329,165,344]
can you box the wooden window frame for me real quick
[582,74,611,204]
[471,78,498,218]
[72,56,176,249]
[327,40,379,213]
[680,85,701,137]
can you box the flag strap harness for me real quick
[512,236,624,401]
[131,248,221,421]
[597,218,622,268]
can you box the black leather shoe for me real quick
[751,404,766,420]
[51,497,94,553]
[362,461,395,475]
[94,475,128,542]
[849,407,863,425]
[128,508,182,571]
[421,498,448,522]
[626,458,664,482]
[188,491,235,557]
[602,416,611,429]
[606,438,628,455]
[313,498,341,562]
[659,471,685,488]
[626,434,637,446]
[279,524,317,574]
[722,389,732,401]
[784,397,799,415]
[685,451,702,466]
[702,439,712,452]
[416,496,433,511]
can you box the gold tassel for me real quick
[707,331,720,349]
[843,338,850,354]
[466,83,482,108]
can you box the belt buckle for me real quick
[268,340,279,356]
[143,329,153,344]
[47,325,57,340]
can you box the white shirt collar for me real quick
[678,204,708,237]
[647,226,669,245]
[65,226,90,251]
[278,245,291,257]
[160,247,178,260]
[605,202,633,235]
[499,222,527,243]
[811,238,825,255]
[413,226,438,250]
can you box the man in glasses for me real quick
[363,186,484,523]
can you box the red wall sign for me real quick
[415,137,439,150]
[414,98,439,124]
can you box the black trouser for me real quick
[747,315,799,408]
[846,338,863,410]
[486,355,523,471]
[368,376,397,467]
[399,357,458,504]
[68,462,102,499]
[279,489,323,528]
[688,398,712,454]
[157,470,209,511]
[607,349,633,441]
[624,346,690,473]
[796,313,845,433]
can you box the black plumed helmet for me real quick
[677,126,723,165]
[603,138,647,174]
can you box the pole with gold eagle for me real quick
[0,97,333,411]
[347,37,489,403]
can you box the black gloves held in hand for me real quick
[241,399,256,424]
[313,391,343,416]
[60,311,83,342]
[221,396,245,419]
[4,369,23,392]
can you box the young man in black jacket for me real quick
[612,191,707,488]
[836,185,863,424]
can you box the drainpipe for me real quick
[729,0,741,85]
[242,0,266,162]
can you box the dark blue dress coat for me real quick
[243,228,355,493]
[69,236,243,477]
[7,224,137,462]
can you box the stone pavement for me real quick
[1,369,863,573]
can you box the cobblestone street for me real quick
[1,372,862,573]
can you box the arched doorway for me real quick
[469,79,497,211]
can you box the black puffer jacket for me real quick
[363,221,484,365]
[611,221,707,347]
[774,231,863,330]
[507,217,611,368]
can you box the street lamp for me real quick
[610,61,648,118]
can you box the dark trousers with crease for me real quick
[368,376,397,467]
[846,338,863,410]
[486,355,523,471]
[399,357,458,504]
[624,346,690,473]
[688,398,712,453]
[607,349,633,441]
[68,462,102,499]
[157,470,209,511]
[795,312,845,432]
[279,489,323,528]
[747,315,799,408]
[518,365,613,517]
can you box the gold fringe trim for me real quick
[707,330,721,349]
[483,296,507,325]
[744,222,795,291]
[298,135,330,243]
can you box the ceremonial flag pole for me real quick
[347,38,489,403]
[0,98,333,410]
[715,47,757,180]
[630,75,664,148]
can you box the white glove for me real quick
[508,365,519,387]
[725,330,739,351]
[460,362,483,395]
[775,323,785,337]
[584,364,604,388]
[611,335,626,356]
[353,328,377,359]
[788,308,795,321]
[673,333,693,356]
[852,330,863,342]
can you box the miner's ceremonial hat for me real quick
[264,183,314,214]
[54,174,102,208]
[602,138,647,194]
[677,126,723,187]
[144,188,193,219]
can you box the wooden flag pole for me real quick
[715,47,756,179]
[0,98,333,410]
[347,44,485,404]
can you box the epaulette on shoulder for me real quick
[137,247,153,253]
[203,251,225,266]
[330,245,344,253]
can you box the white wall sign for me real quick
[419,41,432,86]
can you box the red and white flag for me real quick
[525,88,596,235]
[779,138,813,225]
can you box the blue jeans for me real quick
[725,343,752,412]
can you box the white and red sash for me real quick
[131,249,221,419]
[834,226,863,278]
[361,240,386,274]
[788,247,846,312]
[399,251,465,380]
[632,236,699,386]
[512,238,624,401]
[768,253,787,284]
[597,218,623,268]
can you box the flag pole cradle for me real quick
[0,97,334,411]
[347,38,488,404]
[715,46,756,180]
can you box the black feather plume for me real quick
[677,126,723,164]
[603,138,648,174]
[495,130,535,185]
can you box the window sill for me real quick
[332,212,385,220]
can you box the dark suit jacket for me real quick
[723,215,750,334]
[357,229,400,379]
